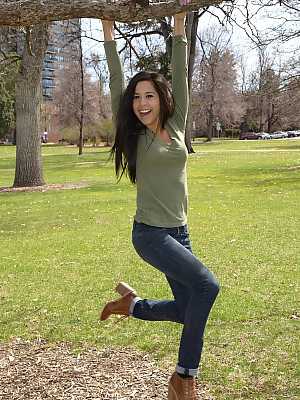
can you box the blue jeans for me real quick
[131,221,220,377]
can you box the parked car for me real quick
[240,132,259,140]
[257,132,271,140]
[287,130,300,138]
[269,131,289,139]
[239,132,271,140]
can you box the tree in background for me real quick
[54,63,99,137]
[243,48,280,133]
[193,27,244,140]
[88,52,110,119]
[240,46,300,133]
[277,76,300,130]
[53,53,113,146]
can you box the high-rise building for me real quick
[43,19,81,101]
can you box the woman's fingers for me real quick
[179,0,191,5]
[101,20,114,28]
[101,20,115,41]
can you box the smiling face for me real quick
[132,80,161,133]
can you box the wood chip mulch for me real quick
[0,183,88,193]
[0,339,214,399]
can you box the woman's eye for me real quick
[146,94,154,99]
[133,95,139,100]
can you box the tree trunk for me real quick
[185,11,198,154]
[207,104,213,141]
[78,21,84,155]
[267,101,275,132]
[13,24,48,187]
[259,94,264,132]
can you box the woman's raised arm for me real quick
[170,11,189,133]
[101,19,124,122]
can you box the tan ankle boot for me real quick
[168,372,197,400]
[100,283,137,321]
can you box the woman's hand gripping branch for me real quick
[101,19,115,41]
[174,0,192,36]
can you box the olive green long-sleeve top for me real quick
[104,35,189,227]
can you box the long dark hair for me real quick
[111,71,174,183]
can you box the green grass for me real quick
[0,140,299,399]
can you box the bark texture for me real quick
[13,23,48,187]
[0,0,224,26]
[78,21,84,155]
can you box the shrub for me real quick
[59,119,115,146]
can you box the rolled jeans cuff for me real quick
[176,364,198,377]
[129,296,142,316]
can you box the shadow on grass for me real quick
[0,155,16,167]
[43,152,110,164]
[248,177,300,188]
[192,140,224,146]
[86,182,132,194]
[192,139,300,151]
[196,163,300,189]
[225,167,300,187]
[266,144,300,151]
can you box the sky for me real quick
[81,2,299,81]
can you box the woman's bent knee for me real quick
[209,278,220,300]
[196,272,220,301]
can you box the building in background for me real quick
[43,19,81,101]
[41,20,81,142]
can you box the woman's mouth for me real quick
[139,110,151,117]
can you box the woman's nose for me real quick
[140,97,146,106]
[140,96,148,106]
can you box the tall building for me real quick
[42,20,81,141]
[43,19,81,101]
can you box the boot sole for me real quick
[115,282,136,296]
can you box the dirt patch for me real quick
[0,182,88,193]
[0,339,213,399]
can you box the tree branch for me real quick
[0,0,225,27]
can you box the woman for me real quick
[100,11,220,400]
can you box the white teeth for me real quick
[140,110,151,114]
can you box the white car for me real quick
[257,132,272,140]
[269,131,288,139]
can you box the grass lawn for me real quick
[0,140,299,399]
